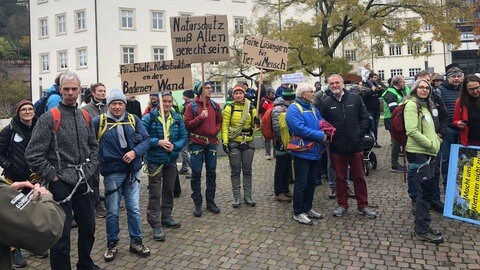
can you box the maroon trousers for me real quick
[330,151,369,210]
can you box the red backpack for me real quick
[260,107,275,140]
[390,104,407,147]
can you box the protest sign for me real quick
[242,35,288,71]
[170,15,230,63]
[282,73,304,84]
[444,144,480,226]
[120,59,192,96]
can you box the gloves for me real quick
[223,144,231,154]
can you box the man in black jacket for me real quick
[320,74,377,219]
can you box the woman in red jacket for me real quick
[453,74,480,146]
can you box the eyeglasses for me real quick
[19,108,34,112]
[417,86,431,90]
[467,86,480,92]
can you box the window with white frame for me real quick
[426,41,433,53]
[210,81,222,93]
[210,61,219,66]
[122,47,135,64]
[344,50,356,61]
[234,17,245,34]
[77,48,87,68]
[57,50,68,70]
[407,44,420,55]
[152,47,165,61]
[378,70,385,81]
[151,11,165,30]
[390,69,403,77]
[409,68,421,77]
[39,17,48,38]
[120,9,135,29]
[56,14,66,35]
[40,53,49,72]
[424,24,431,31]
[389,44,402,56]
[387,21,400,34]
[75,10,86,32]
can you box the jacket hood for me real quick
[274,97,287,106]
[46,84,60,94]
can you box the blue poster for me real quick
[444,144,480,226]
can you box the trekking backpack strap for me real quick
[97,113,108,142]
[80,109,91,126]
[127,113,136,130]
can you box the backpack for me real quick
[391,102,423,147]
[96,113,136,142]
[260,107,274,140]
[50,107,91,133]
[34,87,61,118]
[191,99,219,117]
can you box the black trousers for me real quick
[49,180,96,270]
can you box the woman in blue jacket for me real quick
[286,83,326,225]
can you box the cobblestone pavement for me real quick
[24,129,480,269]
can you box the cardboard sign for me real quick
[170,15,230,63]
[282,73,304,84]
[120,59,192,96]
[444,144,480,226]
[242,35,288,71]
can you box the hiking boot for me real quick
[129,238,150,257]
[193,204,203,217]
[275,193,292,203]
[429,227,442,236]
[96,203,107,218]
[293,213,313,225]
[328,189,336,199]
[152,227,165,241]
[265,154,272,160]
[414,231,444,244]
[431,200,444,213]
[178,168,189,175]
[358,207,377,218]
[391,164,406,173]
[206,201,220,214]
[332,207,347,217]
[161,216,181,228]
[11,248,26,268]
[232,196,241,208]
[244,196,256,207]
[285,191,293,198]
[306,209,323,219]
[103,241,118,262]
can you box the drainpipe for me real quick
[94,0,99,82]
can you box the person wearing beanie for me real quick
[260,87,276,159]
[0,99,37,268]
[184,80,222,217]
[92,88,151,262]
[25,70,103,270]
[222,84,258,208]
[143,92,160,115]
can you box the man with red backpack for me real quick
[260,87,275,159]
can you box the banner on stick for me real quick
[242,35,288,71]
[170,15,230,63]
[120,59,192,96]
[282,73,304,84]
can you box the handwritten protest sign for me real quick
[444,144,480,226]
[242,35,288,71]
[282,73,304,84]
[170,15,230,63]
[120,59,192,96]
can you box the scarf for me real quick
[106,110,127,148]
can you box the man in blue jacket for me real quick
[320,74,377,219]
[142,91,188,242]
[93,89,150,263]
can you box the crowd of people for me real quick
[0,65,479,269]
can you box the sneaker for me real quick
[11,248,26,268]
[265,154,272,160]
[232,197,241,208]
[153,227,165,242]
[206,201,220,213]
[96,203,107,218]
[431,200,444,213]
[129,238,150,257]
[332,206,347,217]
[193,205,202,217]
[391,164,406,173]
[306,209,323,219]
[161,216,181,228]
[104,241,118,262]
[293,213,313,225]
[358,207,377,218]
[178,168,189,175]
[328,189,336,199]
[429,227,442,236]
[275,193,292,203]
[244,196,256,207]
[414,231,444,244]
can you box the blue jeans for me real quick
[104,171,142,242]
[440,128,459,190]
[189,143,217,205]
[293,156,318,216]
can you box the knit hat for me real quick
[446,67,463,78]
[232,84,245,94]
[14,99,33,115]
[266,87,275,94]
[149,92,159,97]
[193,81,212,96]
[106,89,127,106]
[282,89,295,101]
[183,89,194,99]
[161,91,172,97]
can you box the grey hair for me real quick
[391,75,404,86]
[409,79,435,111]
[327,74,344,84]
[60,71,81,86]
[295,83,313,98]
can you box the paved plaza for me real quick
[22,129,480,269]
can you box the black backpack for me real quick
[34,86,60,117]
